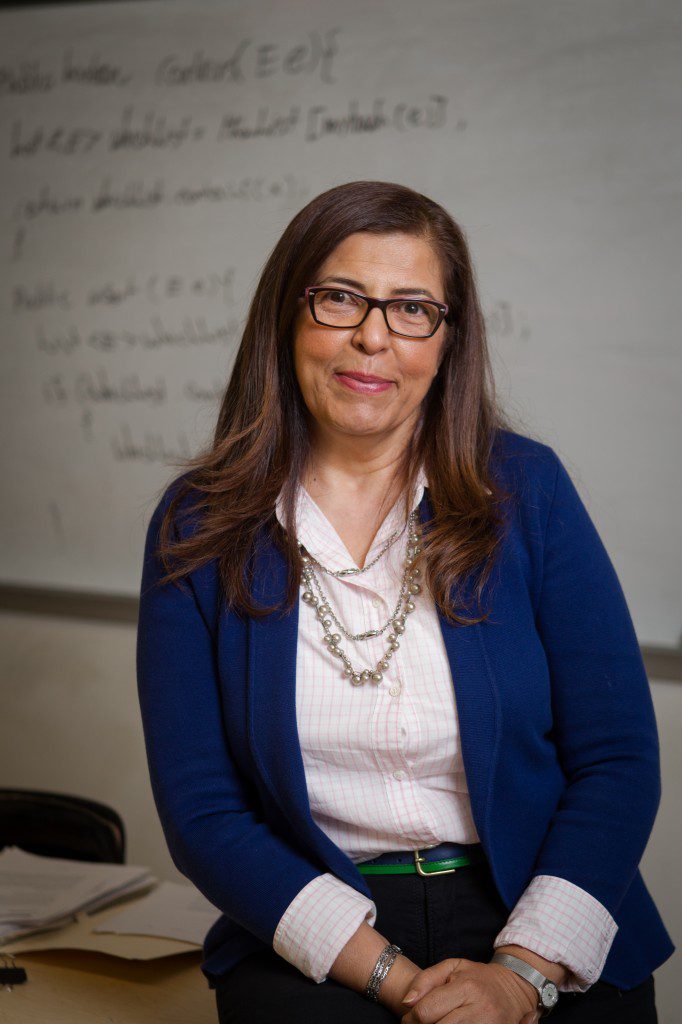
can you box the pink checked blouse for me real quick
[272,467,618,993]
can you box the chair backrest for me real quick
[0,789,126,863]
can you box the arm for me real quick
[136,486,326,943]
[273,872,379,981]
[273,873,421,1012]
[492,450,660,985]
[136,485,419,1011]
[530,451,661,909]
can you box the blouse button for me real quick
[392,770,406,781]
[371,597,382,608]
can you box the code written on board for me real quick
[1,0,679,653]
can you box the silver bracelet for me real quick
[365,942,403,1002]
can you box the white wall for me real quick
[0,611,678,1019]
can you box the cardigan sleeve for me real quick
[528,450,662,919]
[136,485,327,947]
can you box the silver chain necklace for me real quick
[303,516,407,578]
[298,509,423,695]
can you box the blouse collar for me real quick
[274,464,428,578]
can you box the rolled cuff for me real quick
[493,873,619,993]
[273,871,377,983]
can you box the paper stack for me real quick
[0,844,157,943]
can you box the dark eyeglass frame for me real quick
[300,285,451,339]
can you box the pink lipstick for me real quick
[334,371,394,394]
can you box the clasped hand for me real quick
[398,957,542,1024]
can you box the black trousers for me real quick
[215,854,657,1023]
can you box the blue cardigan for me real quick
[136,428,674,990]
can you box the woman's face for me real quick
[292,231,448,449]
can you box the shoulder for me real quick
[152,468,200,517]
[492,425,557,466]
[491,429,607,581]
[491,427,560,502]
[141,470,223,626]
[488,430,574,585]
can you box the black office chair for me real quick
[0,789,126,864]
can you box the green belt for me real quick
[358,853,474,876]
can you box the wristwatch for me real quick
[490,952,560,1016]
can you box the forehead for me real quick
[316,231,444,291]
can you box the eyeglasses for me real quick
[301,286,450,339]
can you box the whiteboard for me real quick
[1,0,680,650]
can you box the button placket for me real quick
[344,570,391,690]
[302,500,414,692]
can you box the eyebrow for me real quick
[315,275,440,301]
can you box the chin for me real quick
[331,413,387,436]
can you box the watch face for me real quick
[541,982,559,1008]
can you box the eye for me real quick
[389,299,440,333]
[315,289,363,310]
[398,300,428,315]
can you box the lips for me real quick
[333,370,394,394]
[336,371,393,384]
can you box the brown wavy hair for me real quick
[151,179,523,625]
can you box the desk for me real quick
[0,948,217,1023]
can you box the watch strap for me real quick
[491,951,560,1015]
[491,952,548,993]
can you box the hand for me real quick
[398,957,541,1024]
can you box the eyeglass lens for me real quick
[313,289,439,337]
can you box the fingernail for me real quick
[402,989,418,1004]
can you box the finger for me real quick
[402,976,471,1023]
[400,959,466,1008]
[419,1008,484,1024]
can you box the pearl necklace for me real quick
[298,509,423,694]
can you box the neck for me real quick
[303,409,422,502]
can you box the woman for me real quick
[136,180,674,1023]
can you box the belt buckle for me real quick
[413,848,457,876]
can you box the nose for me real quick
[351,306,391,353]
